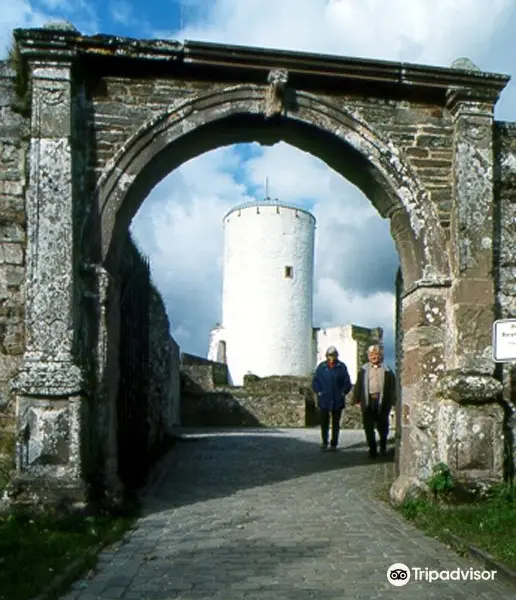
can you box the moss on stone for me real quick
[7,36,30,116]
[0,432,14,492]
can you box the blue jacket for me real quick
[312,360,352,411]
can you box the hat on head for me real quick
[326,346,338,356]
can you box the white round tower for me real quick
[221,200,316,385]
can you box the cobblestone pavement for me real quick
[63,428,515,599]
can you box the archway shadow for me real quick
[141,428,395,515]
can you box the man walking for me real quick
[352,344,396,458]
[312,346,352,451]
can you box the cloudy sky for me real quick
[2,1,516,371]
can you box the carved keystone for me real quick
[264,68,289,118]
[436,371,502,403]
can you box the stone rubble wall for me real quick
[0,63,27,488]
[180,362,396,430]
[181,352,229,390]
[121,236,181,464]
[147,284,181,453]
[494,121,516,479]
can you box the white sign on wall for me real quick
[492,319,516,362]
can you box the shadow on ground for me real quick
[128,537,367,600]
[142,428,395,513]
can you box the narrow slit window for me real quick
[285,266,293,279]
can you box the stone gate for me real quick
[1,22,516,507]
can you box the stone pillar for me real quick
[434,90,504,492]
[388,204,451,502]
[90,265,123,503]
[390,284,448,503]
[7,57,87,506]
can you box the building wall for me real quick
[0,63,28,489]
[221,202,315,385]
[314,325,383,383]
[207,324,227,369]
[315,326,359,382]
[494,121,516,479]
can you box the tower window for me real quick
[285,266,293,278]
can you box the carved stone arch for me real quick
[92,85,451,287]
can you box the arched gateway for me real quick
[2,24,516,507]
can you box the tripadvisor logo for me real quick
[387,563,497,586]
[387,563,411,586]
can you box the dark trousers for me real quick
[320,409,342,447]
[362,401,390,455]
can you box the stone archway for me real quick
[6,27,511,507]
[95,86,449,285]
[92,87,453,502]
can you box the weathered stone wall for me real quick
[181,374,312,427]
[118,235,181,482]
[88,78,455,227]
[181,353,230,391]
[181,391,307,427]
[494,121,516,479]
[147,283,181,454]
[0,63,27,489]
[180,365,389,430]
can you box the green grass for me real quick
[397,484,516,570]
[0,507,139,600]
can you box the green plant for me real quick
[427,462,455,498]
[6,35,30,116]
[400,498,428,520]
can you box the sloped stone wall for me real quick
[147,284,181,454]
[117,235,181,485]
[0,63,27,489]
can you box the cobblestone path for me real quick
[62,428,515,599]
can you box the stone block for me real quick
[401,344,445,385]
[451,278,493,305]
[0,354,22,380]
[0,243,23,265]
[18,400,71,467]
[0,180,24,196]
[435,371,502,403]
[32,78,72,138]
[403,325,444,348]
[416,134,453,148]
[0,140,20,166]
[409,400,436,430]
[16,396,84,474]
[3,265,24,287]
[402,294,446,330]
[396,424,437,481]
[437,401,504,475]
[0,322,24,354]
[452,302,494,369]
[0,223,25,243]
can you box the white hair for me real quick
[367,343,384,354]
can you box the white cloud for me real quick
[131,146,254,354]
[0,2,50,54]
[4,0,516,371]
[174,0,513,67]
[132,141,399,363]
[0,0,98,56]
[138,0,515,368]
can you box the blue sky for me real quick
[3,0,516,371]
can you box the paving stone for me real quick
[59,428,516,599]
